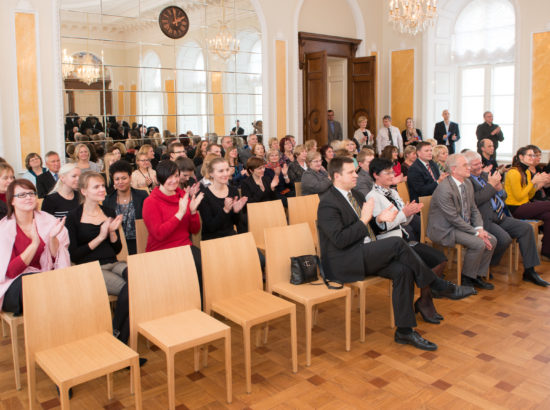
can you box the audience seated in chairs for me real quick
[241,157,278,206]
[301,151,332,196]
[504,146,550,259]
[401,145,417,178]
[41,163,81,219]
[355,148,375,197]
[367,158,448,324]
[131,151,157,191]
[407,141,448,202]
[0,179,70,316]
[36,151,61,198]
[288,144,308,183]
[317,157,474,351]
[104,160,148,255]
[0,162,15,219]
[465,150,547,287]
[265,149,294,205]
[428,153,497,290]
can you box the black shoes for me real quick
[414,300,441,324]
[395,330,437,351]
[523,270,550,287]
[431,280,477,300]
[461,276,494,290]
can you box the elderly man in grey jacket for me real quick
[427,153,497,290]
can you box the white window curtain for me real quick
[139,51,163,132]
[453,0,515,64]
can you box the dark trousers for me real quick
[362,237,436,328]
[511,201,550,256]
[486,217,540,268]
[2,272,40,316]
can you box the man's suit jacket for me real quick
[433,121,460,154]
[406,159,441,202]
[327,121,343,143]
[427,177,483,247]
[36,171,56,198]
[469,173,507,227]
[317,186,381,283]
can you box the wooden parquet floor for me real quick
[3,260,550,409]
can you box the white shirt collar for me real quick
[451,176,463,188]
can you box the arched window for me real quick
[176,42,207,136]
[454,0,515,157]
[139,51,163,132]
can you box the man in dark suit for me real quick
[465,151,547,286]
[476,111,503,159]
[231,120,245,136]
[406,141,448,202]
[434,109,460,154]
[327,110,343,143]
[36,151,61,198]
[317,157,474,351]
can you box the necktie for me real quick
[475,177,504,221]
[330,121,335,134]
[347,192,377,242]
[459,184,470,224]
[426,163,437,182]
[53,173,58,181]
[387,128,394,146]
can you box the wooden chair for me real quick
[419,195,463,285]
[295,182,302,196]
[117,226,128,262]
[265,223,350,366]
[0,311,24,390]
[128,246,232,409]
[201,232,298,393]
[247,200,287,252]
[36,197,44,210]
[396,181,410,204]
[191,214,202,248]
[135,219,148,254]
[288,194,321,252]
[23,262,142,409]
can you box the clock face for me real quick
[158,6,189,39]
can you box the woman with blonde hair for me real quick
[402,145,417,177]
[402,117,423,146]
[252,143,266,160]
[301,151,332,195]
[343,139,358,167]
[41,163,81,219]
[268,137,280,152]
[304,139,318,153]
[432,145,449,174]
[131,151,157,190]
[288,144,308,182]
[73,143,101,173]
[353,116,373,147]
[138,143,158,169]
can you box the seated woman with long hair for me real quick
[0,162,15,219]
[320,144,334,171]
[73,143,101,173]
[241,156,278,205]
[193,140,209,167]
[21,153,47,186]
[301,151,332,196]
[131,151,158,191]
[279,136,295,164]
[104,160,148,255]
[432,145,449,174]
[142,160,204,283]
[381,145,402,178]
[505,146,550,258]
[41,163,81,219]
[225,145,247,187]
[0,179,70,315]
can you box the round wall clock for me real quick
[158,6,190,39]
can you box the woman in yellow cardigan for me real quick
[505,146,550,257]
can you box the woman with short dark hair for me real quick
[21,153,47,186]
[241,157,278,204]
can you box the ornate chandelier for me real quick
[75,53,101,85]
[62,49,74,79]
[208,0,240,60]
[388,0,438,35]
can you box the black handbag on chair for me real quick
[290,255,343,289]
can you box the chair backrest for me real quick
[247,200,287,249]
[191,214,202,248]
[396,181,410,204]
[295,182,302,197]
[135,219,148,254]
[117,226,128,261]
[264,223,317,292]
[127,246,200,329]
[37,198,44,210]
[418,195,432,243]
[23,262,111,356]
[287,194,320,246]
[201,232,263,314]
[136,186,150,194]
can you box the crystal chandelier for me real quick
[75,53,101,85]
[388,0,438,35]
[62,49,74,79]
[208,0,240,60]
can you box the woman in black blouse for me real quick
[198,157,248,240]
[41,163,81,219]
[241,157,278,205]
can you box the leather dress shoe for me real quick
[431,280,477,300]
[434,312,444,321]
[523,271,550,287]
[414,300,440,324]
[462,276,494,290]
[394,330,438,351]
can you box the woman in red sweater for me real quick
[142,160,204,282]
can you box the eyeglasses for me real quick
[138,159,151,162]
[173,151,185,155]
[380,170,395,175]
[13,191,37,199]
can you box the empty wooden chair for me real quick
[128,246,232,409]
[247,200,287,251]
[0,311,24,390]
[265,223,351,366]
[135,219,148,254]
[396,181,410,204]
[201,232,298,393]
[288,194,321,252]
[23,262,142,409]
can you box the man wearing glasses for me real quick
[168,142,187,161]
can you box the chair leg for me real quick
[305,304,313,367]
[26,362,37,410]
[345,293,351,352]
[132,356,143,410]
[106,373,113,400]
[129,331,138,395]
[359,286,366,343]
[1,317,7,337]
[202,345,209,368]
[9,320,21,390]
[312,305,319,326]
[193,346,200,372]
[388,281,395,329]
[456,247,462,286]
[167,351,176,410]
[508,243,513,275]
[59,385,71,409]
[515,241,520,271]
[254,328,262,347]
[289,308,298,373]
[224,330,232,404]
[262,323,269,344]
[243,326,252,394]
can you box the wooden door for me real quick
[348,56,376,139]
[303,51,327,146]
